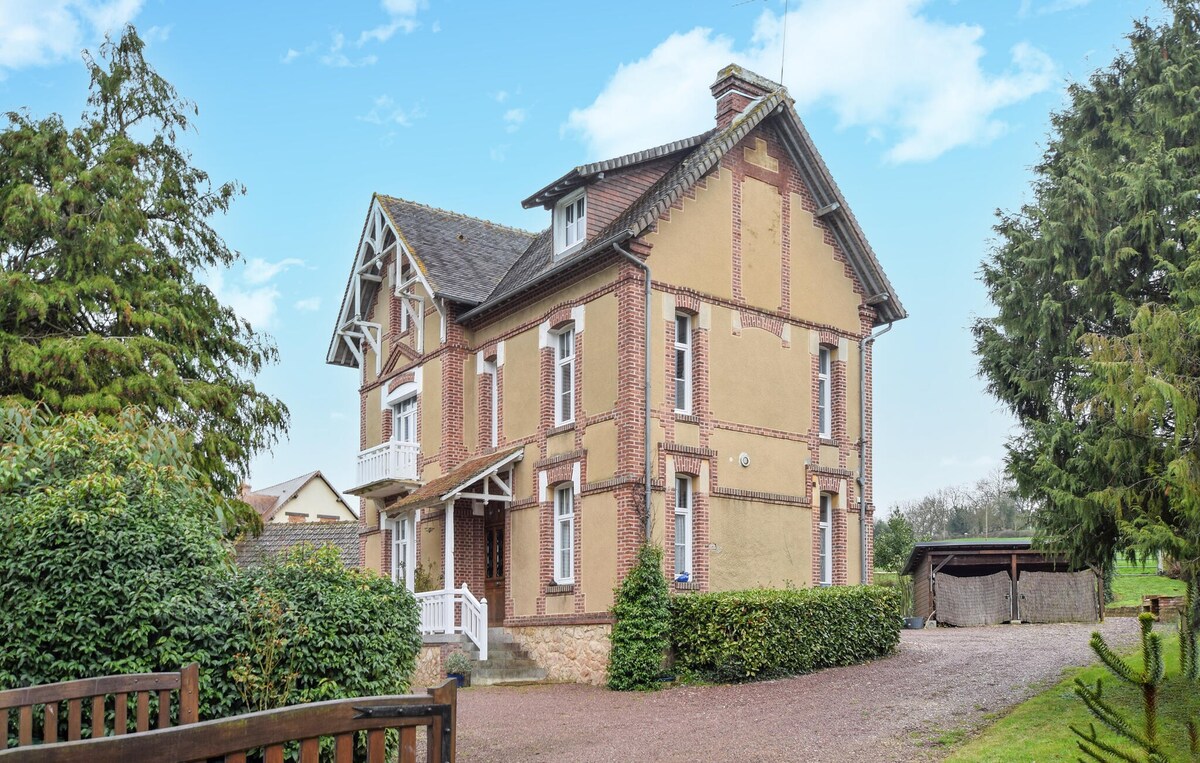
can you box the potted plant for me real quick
[445,651,473,688]
[897,575,924,629]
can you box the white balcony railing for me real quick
[415,585,488,661]
[356,440,419,486]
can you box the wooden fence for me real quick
[0,679,457,763]
[1,663,198,749]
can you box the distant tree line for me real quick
[874,470,1034,571]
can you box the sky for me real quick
[0,0,1164,512]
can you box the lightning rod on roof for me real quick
[780,0,788,84]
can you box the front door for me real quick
[484,504,505,626]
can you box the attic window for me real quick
[554,189,586,258]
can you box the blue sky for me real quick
[0,0,1161,510]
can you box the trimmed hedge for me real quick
[607,544,671,690]
[669,586,902,682]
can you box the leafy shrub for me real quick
[669,586,902,682]
[0,407,421,732]
[607,544,671,690]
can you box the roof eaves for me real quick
[326,195,381,368]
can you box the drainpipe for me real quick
[613,241,653,539]
[859,319,893,585]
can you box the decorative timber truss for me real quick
[332,197,442,374]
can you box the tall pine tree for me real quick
[975,1,1200,584]
[0,27,288,510]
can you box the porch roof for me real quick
[384,446,524,513]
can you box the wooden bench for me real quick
[0,679,457,763]
[1,663,198,749]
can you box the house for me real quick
[327,64,906,683]
[235,521,361,568]
[240,471,358,524]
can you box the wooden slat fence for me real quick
[0,679,457,763]
[1,663,198,750]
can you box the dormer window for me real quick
[554,189,586,257]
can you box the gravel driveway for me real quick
[456,618,1140,762]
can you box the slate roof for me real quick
[376,195,535,305]
[386,446,523,513]
[242,471,355,522]
[234,521,361,568]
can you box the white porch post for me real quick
[443,499,455,633]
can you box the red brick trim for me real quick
[712,486,810,506]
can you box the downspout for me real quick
[859,320,893,584]
[613,241,653,539]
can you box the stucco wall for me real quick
[267,480,356,523]
[509,507,540,616]
[709,496,812,589]
[581,492,618,612]
[645,169,734,300]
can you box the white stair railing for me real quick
[414,585,489,662]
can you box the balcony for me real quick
[347,441,420,498]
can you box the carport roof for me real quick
[900,539,1034,576]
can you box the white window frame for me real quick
[392,395,417,444]
[554,189,587,257]
[674,313,692,414]
[674,476,692,579]
[553,485,574,584]
[818,493,832,586]
[553,327,575,426]
[818,347,831,439]
[390,514,415,590]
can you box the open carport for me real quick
[901,539,1101,626]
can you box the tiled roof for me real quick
[521,132,713,209]
[234,521,361,568]
[376,196,535,305]
[387,446,523,512]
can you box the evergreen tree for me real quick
[974,1,1200,583]
[0,27,287,513]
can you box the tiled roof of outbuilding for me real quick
[234,521,361,568]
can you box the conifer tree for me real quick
[0,27,288,510]
[974,1,1200,584]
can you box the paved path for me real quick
[455,619,1139,762]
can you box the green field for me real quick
[1110,559,1187,608]
[947,633,1197,762]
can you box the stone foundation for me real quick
[506,624,612,685]
[410,643,453,690]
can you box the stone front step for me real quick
[472,630,548,686]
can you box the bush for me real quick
[669,586,902,682]
[0,408,421,730]
[607,544,671,690]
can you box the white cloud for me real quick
[320,31,377,68]
[142,23,170,44]
[358,95,424,127]
[503,107,526,133]
[566,0,1056,163]
[357,0,425,45]
[281,48,301,63]
[294,296,322,312]
[206,270,281,329]
[490,145,507,162]
[493,90,509,103]
[1019,0,1091,17]
[244,257,305,285]
[0,0,144,71]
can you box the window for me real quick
[818,494,832,586]
[674,314,692,413]
[674,476,692,580]
[391,514,413,590]
[818,347,831,439]
[555,191,586,255]
[393,395,417,443]
[554,328,575,425]
[553,485,574,583]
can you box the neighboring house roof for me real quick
[242,470,356,522]
[234,521,361,568]
[385,446,524,513]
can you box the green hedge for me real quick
[669,586,902,682]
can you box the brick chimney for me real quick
[711,64,783,129]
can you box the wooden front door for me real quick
[484,504,505,626]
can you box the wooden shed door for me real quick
[484,505,504,626]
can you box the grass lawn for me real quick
[947,632,1198,762]
[1111,559,1187,608]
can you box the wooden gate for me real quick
[0,679,457,763]
[1,664,198,750]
